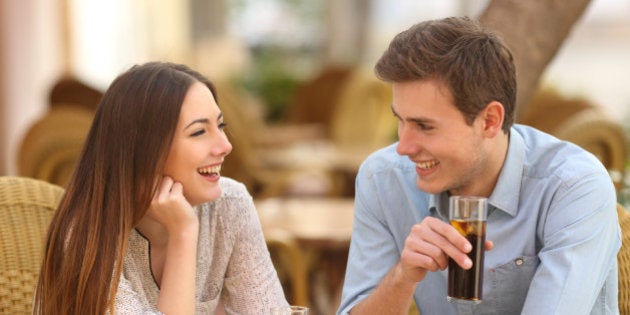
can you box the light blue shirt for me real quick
[338,124,620,315]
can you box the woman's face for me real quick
[162,82,232,206]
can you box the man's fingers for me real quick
[423,217,472,269]
[485,240,494,251]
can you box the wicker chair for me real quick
[265,230,309,308]
[618,203,630,315]
[329,67,397,151]
[18,104,93,188]
[520,89,628,188]
[0,176,64,314]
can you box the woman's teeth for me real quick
[416,160,438,170]
[197,165,221,175]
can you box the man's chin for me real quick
[416,178,444,195]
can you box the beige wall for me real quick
[0,0,63,175]
[0,0,5,175]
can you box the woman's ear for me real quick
[481,101,505,137]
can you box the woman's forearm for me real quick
[157,225,199,315]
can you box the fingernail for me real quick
[464,243,472,253]
[464,258,472,269]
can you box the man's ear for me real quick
[481,101,505,137]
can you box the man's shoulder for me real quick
[514,124,609,181]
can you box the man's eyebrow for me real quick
[408,117,435,124]
[390,105,434,124]
[184,118,210,130]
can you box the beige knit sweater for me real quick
[114,177,288,314]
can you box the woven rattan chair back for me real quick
[0,176,64,314]
[18,104,92,188]
[618,203,630,315]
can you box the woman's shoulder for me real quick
[218,176,250,200]
[194,177,256,230]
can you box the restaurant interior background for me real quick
[2,0,630,177]
[1,0,630,313]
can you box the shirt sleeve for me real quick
[220,191,289,314]
[337,163,403,315]
[521,170,621,314]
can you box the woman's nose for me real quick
[213,132,233,157]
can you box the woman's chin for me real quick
[188,188,222,207]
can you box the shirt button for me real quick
[515,258,524,266]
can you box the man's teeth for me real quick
[198,165,221,174]
[416,160,438,170]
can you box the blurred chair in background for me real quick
[265,230,309,308]
[0,176,64,314]
[48,76,103,111]
[619,204,630,315]
[519,88,628,189]
[285,66,353,133]
[329,67,396,152]
[18,76,100,188]
[18,105,93,188]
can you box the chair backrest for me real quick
[285,66,353,129]
[520,89,628,188]
[329,68,397,151]
[618,203,630,315]
[18,105,93,188]
[0,176,64,314]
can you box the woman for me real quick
[34,62,288,314]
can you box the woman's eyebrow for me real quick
[184,118,210,130]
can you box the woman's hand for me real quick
[146,176,199,315]
[147,176,198,235]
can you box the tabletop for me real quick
[255,197,354,248]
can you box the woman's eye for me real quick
[218,122,228,130]
[191,129,206,137]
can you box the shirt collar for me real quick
[429,127,524,218]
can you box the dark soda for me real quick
[447,220,486,302]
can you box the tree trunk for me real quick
[323,0,371,66]
[478,0,592,120]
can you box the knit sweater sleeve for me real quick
[218,179,289,314]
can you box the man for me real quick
[337,16,620,314]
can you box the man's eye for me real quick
[418,123,434,131]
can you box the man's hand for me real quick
[397,217,493,283]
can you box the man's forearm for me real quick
[350,262,418,315]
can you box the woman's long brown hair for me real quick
[33,62,217,314]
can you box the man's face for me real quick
[393,79,490,196]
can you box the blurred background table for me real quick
[256,197,354,315]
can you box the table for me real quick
[256,197,354,315]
